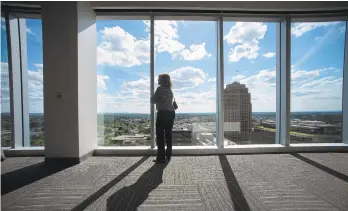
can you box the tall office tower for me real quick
[224,82,252,144]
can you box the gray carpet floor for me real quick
[2,153,348,211]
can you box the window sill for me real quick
[3,146,45,156]
[95,143,348,156]
[3,144,348,157]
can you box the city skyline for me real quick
[0,110,343,115]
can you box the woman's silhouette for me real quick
[151,74,176,163]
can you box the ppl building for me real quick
[224,82,252,144]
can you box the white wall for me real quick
[77,2,97,157]
[91,1,348,11]
[42,2,79,158]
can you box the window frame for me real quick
[3,9,348,149]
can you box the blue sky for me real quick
[1,19,346,113]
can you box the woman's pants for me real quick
[156,110,175,160]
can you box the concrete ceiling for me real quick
[2,1,348,13]
[90,1,348,12]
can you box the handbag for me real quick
[173,98,178,110]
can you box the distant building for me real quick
[172,130,192,145]
[223,82,252,144]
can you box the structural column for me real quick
[42,2,97,164]
[276,18,291,146]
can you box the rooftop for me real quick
[2,153,348,211]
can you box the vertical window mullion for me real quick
[217,16,224,148]
[150,15,155,149]
[343,21,348,144]
[18,18,30,147]
[276,17,291,146]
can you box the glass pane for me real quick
[26,19,44,146]
[1,17,12,147]
[154,20,217,146]
[290,21,345,143]
[223,21,277,145]
[96,20,151,146]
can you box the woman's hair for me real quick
[158,74,172,88]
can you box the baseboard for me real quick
[45,150,94,166]
[80,150,94,162]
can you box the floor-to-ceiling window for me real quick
[223,20,277,145]
[25,18,44,146]
[290,21,346,144]
[1,16,12,147]
[94,14,348,149]
[154,19,217,146]
[96,19,151,146]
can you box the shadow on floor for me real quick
[291,153,348,183]
[1,161,71,195]
[71,156,150,211]
[106,162,168,211]
[219,155,251,211]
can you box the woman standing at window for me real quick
[151,74,176,163]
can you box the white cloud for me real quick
[263,52,276,58]
[291,22,340,37]
[175,43,211,60]
[98,22,211,66]
[299,76,342,88]
[208,77,216,82]
[145,20,182,54]
[97,26,150,67]
[224,22,267,62]
[290,66,343,111]
[97,75,109,91]
[26,27,36,36]
[97,77,151,113]
[174,89,216,112]
[122,78,150,90]
[228,42,260,62]
[27,64,44,113]
[115,66,207,92]
[1,63,11,112]
[168,66,207,90]
[291,69,320,81]
[144,20,211,61]
[1,62,44,113]
[232,74,246,82]
[34,64,43,69]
